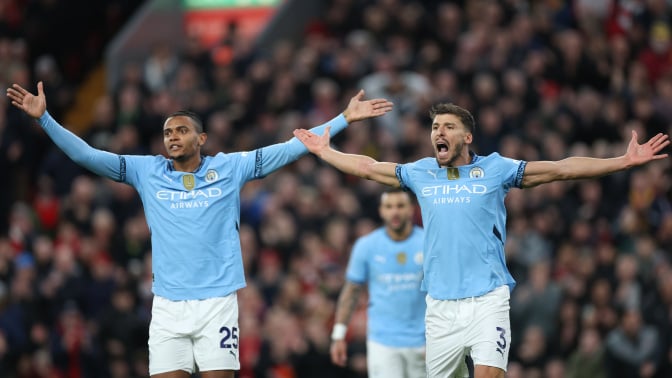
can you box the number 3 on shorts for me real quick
[219,326,238,349]
[495,326,506,356]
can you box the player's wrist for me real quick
[331,323,347,341]
[342,110,352,124]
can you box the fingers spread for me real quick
[12,84,27,95]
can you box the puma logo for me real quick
[427,170,438,179]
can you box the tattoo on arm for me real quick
[335,282,364,325]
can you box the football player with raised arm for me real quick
[7,81,393,378]
[293,103,669,378]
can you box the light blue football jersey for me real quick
[39,111,348,300]
[396,153,527,300]
[346,225,426,347]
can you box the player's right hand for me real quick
[330,339,348,367]
[6,81,47,119]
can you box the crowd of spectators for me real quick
[1,0,672,377]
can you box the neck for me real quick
[442,150,473,168]
[173,155,202,172]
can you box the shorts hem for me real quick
[469,359,507,372]
[149,367,193,376]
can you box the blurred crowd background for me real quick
[1,0,672,377]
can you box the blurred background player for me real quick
[330,188,427,378]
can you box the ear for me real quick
[198,133,208,146]
[464,132,473,144]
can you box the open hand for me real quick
[625,130,670,166]
[293,126,331,155]
[343,89,393,123]
[6,81,47,119]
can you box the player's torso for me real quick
[363,229,426,345]
[132,155,249,299]
[365,229,424,294]
[404,156,518,299]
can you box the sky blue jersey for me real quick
[346,225,426,348]
[38,111,348,300]
[396,153,527,300]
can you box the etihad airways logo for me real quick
[156,188,223,209]
[156,188,223,200]
[420,184,487,197]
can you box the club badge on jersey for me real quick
[205,169,218,182]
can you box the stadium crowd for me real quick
[1,0,672,377]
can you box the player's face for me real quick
[379,192,413,234]
[163,116,206,162]
[430,113,472,167]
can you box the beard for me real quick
[171,152,188,162]
[169,147,196,162]
[388,220,410,236]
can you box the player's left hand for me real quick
[330,339,348,367]
[625,130,670,166]
[342,89,393,123]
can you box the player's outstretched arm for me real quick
[6,81,124,181]
[293,126,400,187]
[250,89,393,178]
[522,131,670,188]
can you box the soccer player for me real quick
[6,81,393,378]
[292,103,670,378]
[330,188,426,378]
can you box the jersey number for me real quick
[219,326,238,349]
[495,326,506,357]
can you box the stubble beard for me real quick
[388,219,410,236]
[172,153,187,162]
[169,146,196,162]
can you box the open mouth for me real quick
[436,142,449,159]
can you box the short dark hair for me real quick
[167,110,204,133]
[429,103,475,133]
[381,187,414,202]
[384,187,407,195]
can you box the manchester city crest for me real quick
[205,169,218,183]
[469,167,484,178]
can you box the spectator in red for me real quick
[638,22,672,85]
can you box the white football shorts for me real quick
[425,285,511,377]
[148,293,240,375]
[366,340,426,378]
